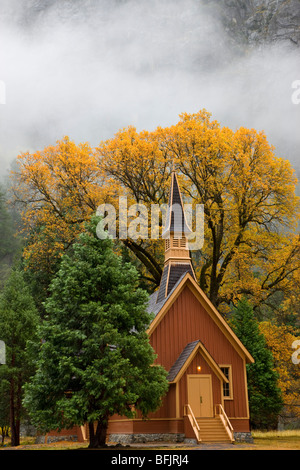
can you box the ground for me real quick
[1,430,300,450]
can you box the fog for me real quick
[0,0,299,177]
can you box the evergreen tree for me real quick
[0,190,12,255]
[230,297,283,429]
[0,188,16,287]
[23,217,168,448]
[0,269,39,446]
[0,183,23,289]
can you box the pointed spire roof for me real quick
[156,167,196,305]
[162,167,192,239]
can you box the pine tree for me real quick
[230,297,283,429]
[0,187,20,288]
[23,216,168,448]
[0,269,39,446]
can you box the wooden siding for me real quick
[108,419,184,435]
[46,426,84,442]
[150,285,249,419]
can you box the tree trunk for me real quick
[10,377,20,446]
[88,418,109,448]
[9,360,21,447]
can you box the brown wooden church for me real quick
[47,170,254,444]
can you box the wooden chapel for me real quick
[47,169,254,445]
[107,169,254,444]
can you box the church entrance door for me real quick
[187,375,213,417]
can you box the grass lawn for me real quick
[251,429,300,450]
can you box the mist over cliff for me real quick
[0,0,299,176]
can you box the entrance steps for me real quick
[197,417,233,443]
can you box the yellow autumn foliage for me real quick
[12,110,300,313]
[259,321,300,418]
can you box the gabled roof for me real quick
[167,340,229,384]
[147,272,254,364]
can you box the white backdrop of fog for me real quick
[0,0,299,177]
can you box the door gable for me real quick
[167,340,228,384]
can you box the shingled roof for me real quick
[156,263,195,305]
[162,170,192,238]
[167,341,199,382]
[167,340,229,384]
[148,271,188,316]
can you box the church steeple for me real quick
[156,168,196,304]
[162,165,192,240]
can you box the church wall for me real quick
[150,285,249,420]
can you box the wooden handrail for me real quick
[215,404,234,442]
[80,425,87,441]
[184,404,201,443]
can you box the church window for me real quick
[220,366,233,399]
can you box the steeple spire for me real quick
[156,169,196,304]
[162,166,192,240]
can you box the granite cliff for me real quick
[215,0,300,46]
[2,0,300,47]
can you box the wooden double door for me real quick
[187,375,213,417]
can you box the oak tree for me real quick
[13,111,300,314]
[99,110,300,311]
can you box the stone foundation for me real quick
[233,432,253,443]
[35,434,78,444]
[109,432,253,445]
[36,430,253,445]
[109,433,185,445]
